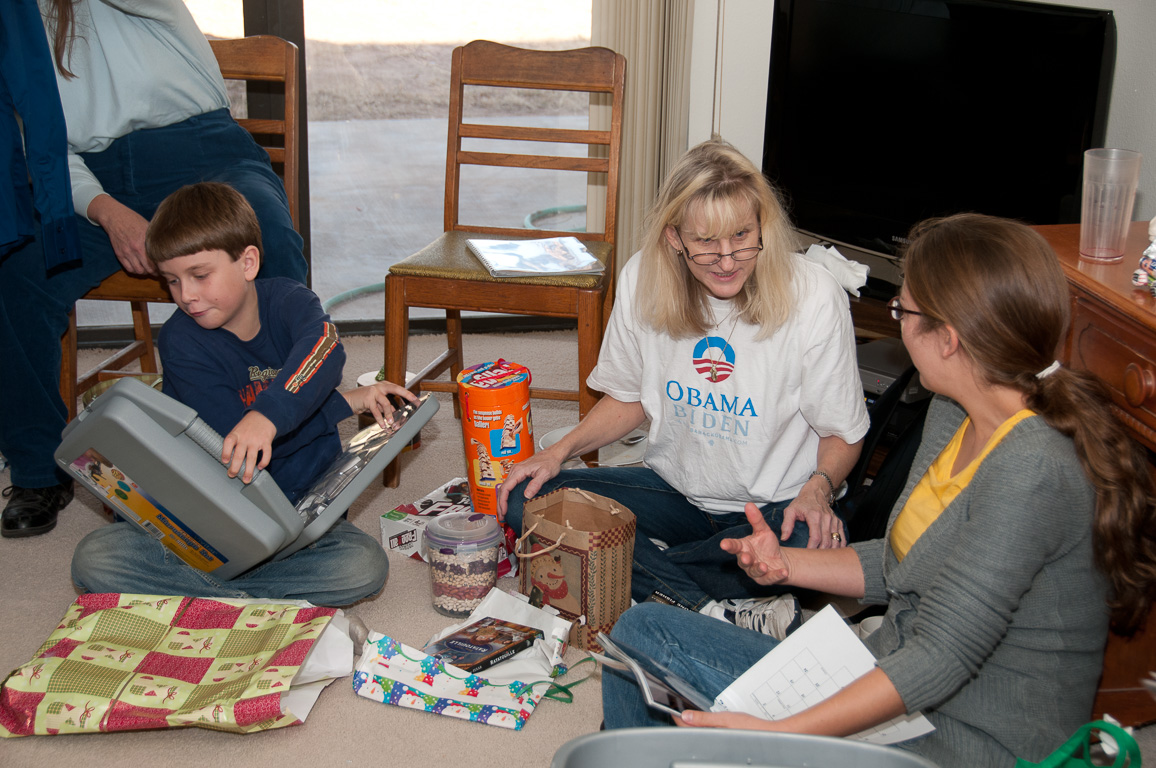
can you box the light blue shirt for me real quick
[38,0,228,220]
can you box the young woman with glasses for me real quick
[602,213,1156,768]
[498,138,869,636]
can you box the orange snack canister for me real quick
[456,360,534,517]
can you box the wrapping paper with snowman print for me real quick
[0,593,352,737]
[352,588,571,730]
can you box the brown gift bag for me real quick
[516,488,636,652]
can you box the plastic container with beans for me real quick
[421,512,502,617]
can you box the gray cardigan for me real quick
[852,396,1107,768]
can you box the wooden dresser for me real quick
[1035,221,1156,726]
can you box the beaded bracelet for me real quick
[809,469,836,505]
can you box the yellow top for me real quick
[889,409,1036,561]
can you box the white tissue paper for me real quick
[220,597,354,723]
[800,243,870,297]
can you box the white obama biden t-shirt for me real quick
[587,253,869,514]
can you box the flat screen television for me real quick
[762,0,1116,271]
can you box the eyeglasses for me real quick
[676,231,763,266]
[887,297,924,321]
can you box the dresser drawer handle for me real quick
[1123,363,1156,407]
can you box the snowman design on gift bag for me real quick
[526,540,581,617]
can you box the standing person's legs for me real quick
[602,602,777,728]
[0,231,121,536]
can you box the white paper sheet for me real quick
[713,605,934,745]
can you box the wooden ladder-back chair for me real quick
[59,35,300,419]
[382,40,626,487]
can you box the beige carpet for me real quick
[0,330,599,767]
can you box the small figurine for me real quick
[1130,216,1156,298]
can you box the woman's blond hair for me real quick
[635,139,799,339]
[903,213,1156,634]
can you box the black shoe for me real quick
[1,482,73,538]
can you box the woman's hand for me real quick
[87,195,155,275]
[342,381,419,428]
[780,483,847,549]
[495,448,565,522]
[720,502,793,585]
[676,709,780,731]
[494,396,646,522]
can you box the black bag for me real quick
[840,365,931,543]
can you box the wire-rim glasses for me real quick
[676,231,763,266]
[888,297,924,322]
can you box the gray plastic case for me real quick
[54,377,436,580]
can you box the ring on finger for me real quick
[831,532,842,543]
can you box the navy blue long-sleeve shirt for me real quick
[159,277,353,503]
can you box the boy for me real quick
[71,183,414,606]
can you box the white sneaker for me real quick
[721,594,803,640]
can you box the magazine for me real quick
[465,236,604,277]
[421,617,544,673]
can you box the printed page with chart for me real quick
[712,605,935,745]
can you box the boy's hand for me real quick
[222,411,277,483]
[343,381,419,429]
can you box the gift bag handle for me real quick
[1015,720,1142,768]
[515,522,568,559]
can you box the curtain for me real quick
[589,0,694,275]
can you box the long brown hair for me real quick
[903,213,1156,633]
[43,0,79,78]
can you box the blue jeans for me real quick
[602,602,778,727]
[71,519,388,607]
[0,109,306,489]
[503,467,809,610]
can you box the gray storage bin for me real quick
[552,728,940,768]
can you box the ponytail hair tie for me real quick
[1036,360,1062,379]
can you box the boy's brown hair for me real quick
[145,182,263,265]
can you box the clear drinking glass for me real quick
[1080,148,1143,263]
